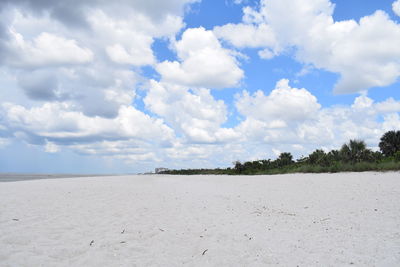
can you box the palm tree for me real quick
[276,152,294,167]
[233,161,244,173]
[307,149,326,165]
[340,139,369,163]
[379,130,400,157]
[327,149,341,162]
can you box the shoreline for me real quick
[1,170,399,182]
[0,173,124,182]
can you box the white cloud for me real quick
[216,0,400,93]
[323,11,400,93]
[144,80,239,143]
[88,10,161,66]
[106,42,154,66]
[382,113,400,131]
[8,64,139,118]
[1,102,174,148]
[2,74,399,168]
[375,97,400,113]
[295,96,393,148]
[6,31,93,67]
[352,94,374,109]
[393,0,400,16]
[156,27,244,88]
[257,48,278,60]
[242,6,264,24]
[0,0,200,167]
[45,140,59,153]
[231,79,400,160]
[236,79,321,123]
[0,137,10,148]
[233,79,325,148]
[214,23,278,49]
[0,2,190,120]
[0,0,198,27]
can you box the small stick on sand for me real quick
[202,249,208,255]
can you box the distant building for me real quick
[155,167,169,174]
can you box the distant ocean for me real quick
[0,174,110,182]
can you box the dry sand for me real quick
[1,172,400,266]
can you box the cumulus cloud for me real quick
[214,23,277,49]
[0,0,201,167]
[45,140,59,153]
[321,11,400,93]
[215,0,400,93]
[294,94,398,148]
[231,79,400,159]
[233,79,322,148]
[144,80,239,143]
[17,70,59,100]
[1,101,174,150]
[89,10,163,66]
[0,0,192,120]
[156,27,244,88]
[106,43,154,66]
[236,79,321,123]
[393,0,400,16]
[5,31,93,68]
[0,0,198,27]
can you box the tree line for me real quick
[160,130,400,175]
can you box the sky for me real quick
[0,0,399,174]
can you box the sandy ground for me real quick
[1,172,400,266]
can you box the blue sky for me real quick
[0,0,399,173]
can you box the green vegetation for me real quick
[160,131,400,175]
[379,130,400,157]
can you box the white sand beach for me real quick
[1,172,400,266]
